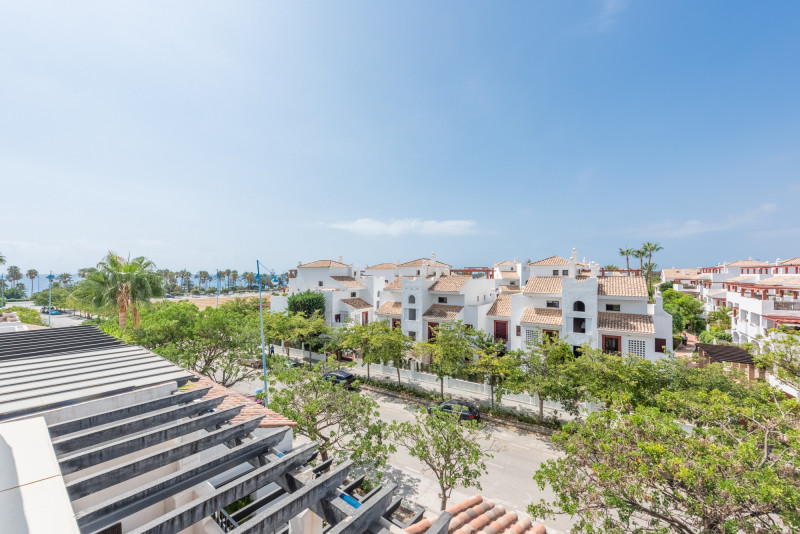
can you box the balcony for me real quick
[774,301,800,312]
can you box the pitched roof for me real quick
[385,276,403,290]
[597,276,648,297]
[341,297,372,310]
[331,276,365,288]
[523,277,562,294]
[662,268,704,280]
[754,275,800,288]
[429,275,471,292]
[298,259,349,269]
[405,494,546,534]
[520,307,562,325]
[597,312,655,334]
[375,301,403,315]
[365,262,398,270]
[493,260,516,267]
[423,304,463,320]
[708,289,727,298]
[398,258,452,268]
[529,255,569,266]
[487,294,511,317]
[726,259,772,267]
[499,285,521,293]
[188,374,296,428]
[499,271,519,280]
[780,257,800,265]
[726,274,757,283]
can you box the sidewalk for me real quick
[674,332,699,359]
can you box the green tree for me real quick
[26,268,38,297]
[426,321,474,399]
[618,248,634,271]
[521,337,578,420]
[603,264,620,270]
[0,251,5,265]
[287,290,325,317]
[756,331,800,393]
[33,286,69,308]
[58,272,72,287]
[6,265,22,286]
[471,330,522,408]
[270,360,392,473]
[662,288,705,333]
[389,407,496,511]
[632,248,646,271]
[76,252,163,329]
[707,306,732,330]
[372,321,411,386]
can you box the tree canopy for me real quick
[287,290,325,317]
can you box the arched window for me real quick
[408,295,416,304]
[573,300,585,312]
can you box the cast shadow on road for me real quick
[381,463,422,500]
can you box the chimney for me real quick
[338,255,343,264]
[431,251,437,264]
[297,261,302,267]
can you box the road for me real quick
[233,377,573,533]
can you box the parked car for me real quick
[323,370,356,389]
[40,306,61,315]
[427,399,481,422]
[164,294,174,299]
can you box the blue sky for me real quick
[2,1,799,274]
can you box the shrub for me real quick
[288,290,325,317]
[0,306,45,326]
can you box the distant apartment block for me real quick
[272,250,674,360]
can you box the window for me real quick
[510,281,516,286]
[562,270,568,276]
[335,314,341,323]
[408,308,417,320]
[416,270,420,275]
[408,331,416,341]
[603,335,621,354]
[350,292,356,298]
[573,300,585,312]
[318,281,323,287]
[573,318,586,333]
[552,269,559,276]
[464,324,473,330]
[477,296,480,302]
[546,300,559,308]
[408,295,415,304]
[605,304,621,312]
[516,325,521,336]
[525,328,539,345]
[628,339,646,358]
[438,297,447,304]
[655,338,666,353]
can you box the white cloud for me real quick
[644,203,778,239]
[328,218,478,237]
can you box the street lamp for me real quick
[0,275,5,309]
[255,261,269,406]
[216,270,221,309]
[47,273,55,327]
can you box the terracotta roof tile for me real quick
[494,260,516,267]
[487,294,511,317]
[708,290,727,298]
[726,259,772,267]
[398,258,452,268]
[726,275,757,283]
[520,307,562,326]
[429,275,471,292]
[365,262,398,270]
[375,301,403,315]
[529,255,569,266]
[385,277,403,290]
[499,286,521,293]
[298,259,349,269]
[597,277,647,297]
[662,268,704,280]
[780,257,800,266]
[754,275,800,288]
[331,276,365,288]
[597,312,654,334]
[187,374,296,428]
[423,304,463,320]
[523,277,562,294]
[405,494,546,534]
[499,271,519,280]
[341,297,372,310]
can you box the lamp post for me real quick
[47,273,55,327]
[256,261,269,406]
[216,270,221,308]
[0,275,4,309]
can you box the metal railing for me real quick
[775,301,800,311]
[212,509,239,532]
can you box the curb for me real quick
[360,384,556,437]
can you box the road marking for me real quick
[487,462,504,470]
[403,465,421,474]
[504,441,532,451]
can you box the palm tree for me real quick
[77,267,97,279]
[58,273,72,287]
[603,264,620,271]
[6,266,22,286]
[26,269,38,297]
[231,270,239,291]
[196,271,210,290]
[242,271,255,291]
[0,251,5,266]
[618,248,634,271]
[81,252,164,329]
[632,249,646,272]
[642,241,663,266]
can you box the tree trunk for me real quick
[118,305,127,330]
[539,396,544,420]
[367,362,371,380]
[397,366,401,386]
[439,485,448,511]
[132,306,140,329]
[440,377,444,400]
[490,384,495,409]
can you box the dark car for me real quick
[427,399,481,422]
[323,370,356,389]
